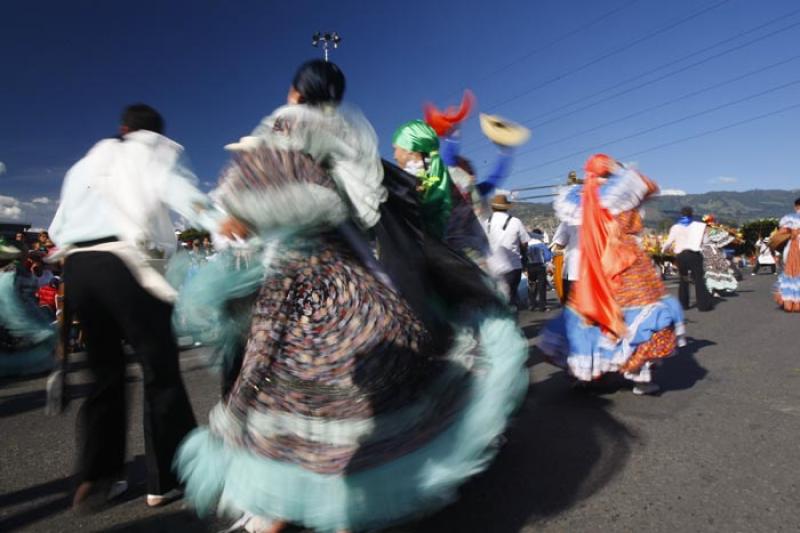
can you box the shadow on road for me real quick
[100,510,218,533]
[0,476,73,531]
[413,377,634,533]
[657,336,712,394]
[0,382,96,419]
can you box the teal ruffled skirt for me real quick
[174,237,528,532]
[0,271,55,377]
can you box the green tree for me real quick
[735,218,778,255]
[178,228,209,242]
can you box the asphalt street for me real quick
[1,272,798,532]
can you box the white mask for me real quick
[403,159,425,176]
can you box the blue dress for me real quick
[774,213,800,312]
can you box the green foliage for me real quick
[178,228,209,242]
[736,218,779,255]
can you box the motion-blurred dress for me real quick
[540,163,685,383]
[175,103,528,532]
[702,226,737,294]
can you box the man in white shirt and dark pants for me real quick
[485,194,529,309]
[49,104,225,510]
[753,237,777,275]
[663,206,713,311]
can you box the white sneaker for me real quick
[146,488,183,507]
[632,383,660,395]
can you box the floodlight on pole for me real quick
[312,32,341,62]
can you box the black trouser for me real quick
[562,278,573,305]
[64,252,196,495]
[527,265,548,310]
[502,268,523,308]
[676,250,713,311]
[753,262,776,274]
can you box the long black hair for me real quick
[292,60,346,106]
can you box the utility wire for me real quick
[521,11,800,127]
[620,101,800,159]
[464,6,800,154]
[398,0,643,119]
[433,0,642,103]
[515,183,564,192]
[510,101,800,190]
[483,0,733,111]
[516,193,559,201]
[510,77,800,176]
[511,53,800,159]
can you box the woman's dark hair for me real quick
[121,103,165,134]
[794,197,800,207]
[292,60,346,106]
[681,206,694,217]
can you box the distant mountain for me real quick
[510,189,800,233]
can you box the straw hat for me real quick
[490,194,513,211]
[479,114,531,147]
[224,136,261,152]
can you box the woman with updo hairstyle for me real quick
[288,59,346,106]
[175,60,527,533]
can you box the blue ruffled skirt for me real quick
[540,295,685,382]
[775,273,800,312]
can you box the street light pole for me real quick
[312,32,341,61]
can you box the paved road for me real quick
[1,272,798,532]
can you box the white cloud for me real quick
[0,195,23,220]
[0,162,6,176]
[711,176,738,184]
[31,197,51,204]
[659,188,687,196]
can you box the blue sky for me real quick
[1,0,798,227]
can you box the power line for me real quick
[521,11,800,128]
[510,101,800,190]
[397,0,643,120]
[483,0,733,111]
[433,0,642,103]
[620,101,800,159]
[516,193,559,201]
[510,172,567,190]
[511,53,800,159]
[510,77,800,176]
[515,183,564,192]
[465,10,800,158]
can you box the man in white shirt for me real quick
[753,237,777,275]
[663,206,713,311]
[484,194,529,308]
[50,104,225,510]
[552,221,580,303]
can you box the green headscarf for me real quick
[392,120,453,238]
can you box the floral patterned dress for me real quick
[175,104,528,532]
